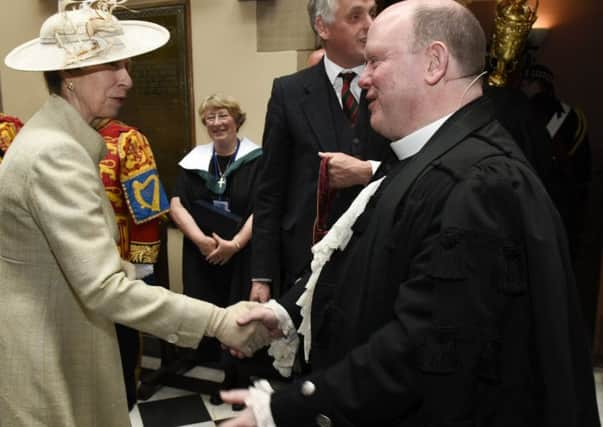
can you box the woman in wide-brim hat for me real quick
[0,2,269,425]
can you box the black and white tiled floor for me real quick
[130,359,603,427]
[130,355,242,427]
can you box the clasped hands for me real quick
[197,232,239,265]
[210,304,283,427]
[207,301,281,358]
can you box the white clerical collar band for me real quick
[5,0,169,72]
[390,114,452,160]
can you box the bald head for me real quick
[359,0,486,139]
[378,0,485,76]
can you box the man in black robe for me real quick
[221,1,600,426]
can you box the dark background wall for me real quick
[533,0,603,361]
[470,0,603,155]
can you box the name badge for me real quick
[213,200,230,212]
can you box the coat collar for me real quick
[390,114,452,161]
[416,95,495,164]
[44,95,107,163]
[178,137,259,172]
[376,95,495,224]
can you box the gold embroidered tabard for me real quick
[0,113,24,164]
[96,119,169,264]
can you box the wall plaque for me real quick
[116,2,194,196]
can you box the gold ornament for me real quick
[488,0,539,87]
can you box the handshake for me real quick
[204,300,281,357]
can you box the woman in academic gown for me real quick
[170,95,267,397]
[171,94,262,308]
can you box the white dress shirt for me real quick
[323,54,364,107]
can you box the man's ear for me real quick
[424,42,448,85]
[315,16,330,41]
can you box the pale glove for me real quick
[205,301,272,357]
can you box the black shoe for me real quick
[209,392,223,406]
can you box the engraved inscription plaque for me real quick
[116,3,194,196]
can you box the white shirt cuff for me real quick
[264,299,299,378]
[245,379,276,427]
[369,160,381,175]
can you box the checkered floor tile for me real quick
[130,358,240,427]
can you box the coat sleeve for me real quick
[27,141,212,348]
[270,158,538,426]
[251,78,290,284]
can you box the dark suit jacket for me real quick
[271,97,599,427]
[251,60,391,293]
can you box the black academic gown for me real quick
[271,97,599,427]
[172,148,261,305]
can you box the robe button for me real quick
[301,380,316,396]
[167,334,178,344]
[316,413,332,427]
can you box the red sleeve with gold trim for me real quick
[0,113,24,164]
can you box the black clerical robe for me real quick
[173,145,262,305]
[271,97,599,427]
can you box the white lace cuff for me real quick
[297,177,385,361]
[264,299,299,378]
[245,379,276,427]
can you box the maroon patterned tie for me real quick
[339,72,359,125]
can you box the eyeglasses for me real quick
[204,113,230,124]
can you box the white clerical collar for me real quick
[323,54,365,86]
[390,114,453,160]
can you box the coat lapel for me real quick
[301,61,339,153]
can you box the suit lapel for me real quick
[301,61,339,153]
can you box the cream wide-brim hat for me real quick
[5,4,169,72]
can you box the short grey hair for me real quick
[307,0,338,34]
[199,93,247,130]
[412,3,486,76]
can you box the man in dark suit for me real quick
[222,1,599,426]
[250,0,391,302]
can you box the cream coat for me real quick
[0,95,214,426]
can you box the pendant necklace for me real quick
[213,140,240,192]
